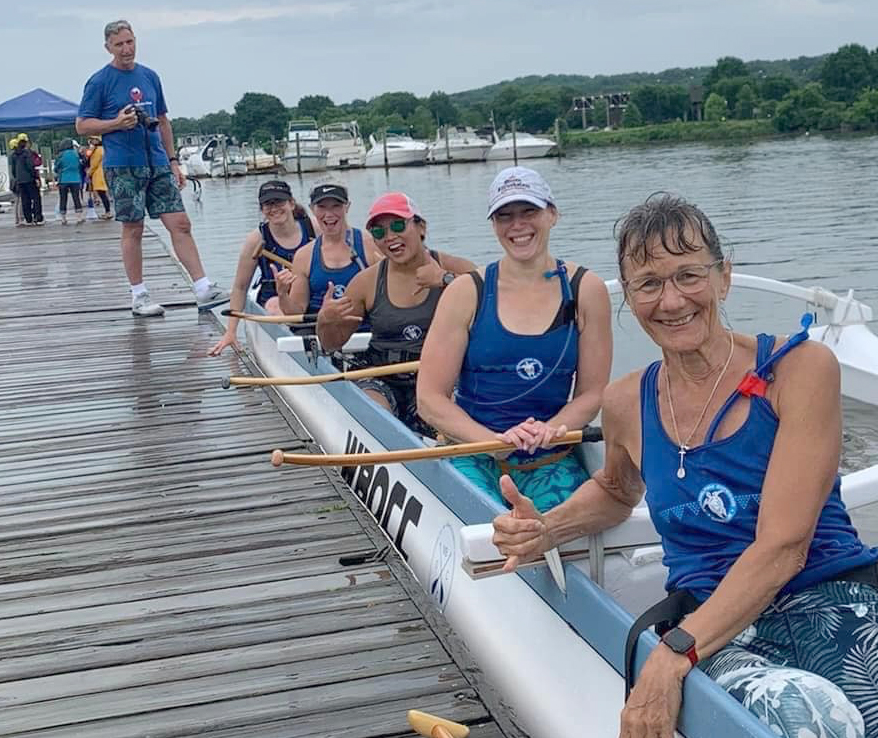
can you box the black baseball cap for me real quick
[310,182,349,205]
[258,180,293,205]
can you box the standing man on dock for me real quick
[76,20,229,317]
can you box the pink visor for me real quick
[366,192,423,227]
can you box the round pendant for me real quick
[676,467,686,479]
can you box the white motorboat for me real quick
[283,119,328,174]
[241,145,279,172]
[319,121,367,169]
[238,272,878,738]
[486,131,557,160]
[178,135,247,178]
[364,131,428,168]
[427,126,493,164]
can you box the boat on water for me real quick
[319,121,367,169]
[178,135,247,178]
[241,274,878,738]
[241,145,279,173]
[364,131,428,168]
[486,131,557,160]
[283,119,328,174]
[427,126,493,164]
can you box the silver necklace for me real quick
[664,331,735,479]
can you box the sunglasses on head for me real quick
[368,218,409,240]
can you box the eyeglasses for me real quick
[623,260,724,305]
[368,218,408,241]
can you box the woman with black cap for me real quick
[277,179,382,319]
[208,180,315,356]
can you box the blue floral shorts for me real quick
[701,579,878,738]
[105,165,184,222]
[451,450,587,513]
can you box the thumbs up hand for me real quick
[492,475,551,573]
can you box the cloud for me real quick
[40,3,353,31]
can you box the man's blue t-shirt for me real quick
[78,64,170,168]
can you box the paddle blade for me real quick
[407,709,469,738]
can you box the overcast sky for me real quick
[2,1,876,118]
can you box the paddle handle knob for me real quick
[221,376,231,389]
[271,449,285,467]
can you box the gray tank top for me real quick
[368,250,443,361]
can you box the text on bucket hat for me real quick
[309,181,348,205]
[366,192,423,228]
[487,166,554,218]
[258,180,293,205]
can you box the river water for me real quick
[158,133,878,498]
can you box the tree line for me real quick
[170,44,878,147]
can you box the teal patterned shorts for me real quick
[701,579,878,738]
[105,166,184,222]
[451,451,587,513]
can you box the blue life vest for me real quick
[253,219,311,307]
[641,323,878,602]
[307,228,367,313]
[456,260,582,439]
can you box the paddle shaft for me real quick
[257,248,294,271]
[226,360,419,388]
[271,427,603,467]
[221,309,318,324]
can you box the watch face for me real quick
[662,627,696,654]
[442,272,455,286]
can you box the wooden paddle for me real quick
[407,709,469,738]
[255,248,294,271]
[270,426,603,467]
[220,309,318,324]
[223,360,419,389]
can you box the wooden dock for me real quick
[0,221,513,737]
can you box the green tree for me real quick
[297,95,335,120]
[170,116,200,136]
[622,101,643,128]
[711,76,752,113]
[233,93,287,141]
[819,43,877,102]
[372,91,419,118]
[704,56,750,91]
[773,83,827,131]
[512,89,564,131]
[426,91,459,125]
[492,84,522,127]
[734,84,757,119]
[409,105,436,139]
[759,75,797,101]
[199,109,234,136]
[844,88,878,130]
[630,84,688,123]
[704,92,727,121]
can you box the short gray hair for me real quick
[104,20,133,40]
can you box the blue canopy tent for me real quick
[0,88,78,131]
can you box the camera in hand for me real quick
[127,103,159,131]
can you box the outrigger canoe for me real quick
[240,274,878,738]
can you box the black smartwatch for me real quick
[168,156,180,164]
[660,627,698,666]
[441,271,456,287]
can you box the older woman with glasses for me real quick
[492,192,878,738]
[317,192,474,435]
[417,166,613,512]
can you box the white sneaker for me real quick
[196,283,231,311]
[132,291,165,317]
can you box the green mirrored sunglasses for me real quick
[368,218,408,240]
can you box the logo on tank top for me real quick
[516,357,544,381]
[332,284,346,298]
[402,325,423,341]
[698,483,737,523]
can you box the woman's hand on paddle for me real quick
[493,475,550,572]
[496,418,566,455]
[208,331,241,357]
[529,420,568,451]
[619,646,689,738]
[270,264,296,295]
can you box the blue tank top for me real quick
[307,228,367,313]
[641,328,878,602]
[456,261,582,440]
[254,219,311,306]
